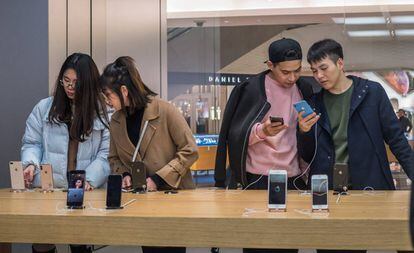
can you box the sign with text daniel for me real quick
[168,72,254,85]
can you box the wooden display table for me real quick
[0,189,411,250]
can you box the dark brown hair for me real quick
[48,53,108,142]
[100,56,157,114]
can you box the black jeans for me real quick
[142,246,186,253]
[243,173,306,253]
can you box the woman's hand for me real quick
[85,181,94,191]
[23,165,35,188]
[122,175,132,189]
[146,177,157,192]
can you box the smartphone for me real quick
[293,100,314,118]
[268,170,287,211]
[333,163,349,193]
[106,175,123,209]
[9,161,25,191]
[311,174,328,210]
[40,164,54,191]
[269,116,284,125]
[67,170,85,209]
[129,161,147,193]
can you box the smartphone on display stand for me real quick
[9,161,25,191]
[67,170,86,209]
[268,170,287,211]
[40,164,54,192]
[333,163,349,194]
[106,175,123,209]
[311,174,328,211]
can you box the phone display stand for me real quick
[268,208,286,212]
[299,190,311,196]
[312,208,329,213]
[164,190,178,194]
[40,188,54,193]
[106,206,124,210]
[67,205,85,210]
[132,185,147,194]
[333,186,349,195]
[10,189,25,193]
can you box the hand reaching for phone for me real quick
[23,165,35,188]
[122,175,132,189]
[85,181,94,191]
[298,111,319,133]
[146,177,157,192]
[262,118,288,136]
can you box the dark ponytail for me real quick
[100,56,157,114]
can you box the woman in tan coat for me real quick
[100,56,198,253]
[101,56,198,190]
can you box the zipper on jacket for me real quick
[240,102,269,186]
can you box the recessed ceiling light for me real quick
[395,29,414,36]
[392,16,414,24]
[333,17,385,25]
[347,30,390,37]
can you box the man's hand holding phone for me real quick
[262,116,288,136]
[298,111,319,133]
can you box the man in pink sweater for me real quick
[215,38,314,253]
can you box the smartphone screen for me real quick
[67,170,85,208]
[312,176,328,209]
[268,172,287,208]
[106,175,122,209]
[269,116,284,125]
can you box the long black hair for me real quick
[48,53,108,141]
[100,56,157,114]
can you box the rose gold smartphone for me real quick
[40,164,54,191]
[9,161,25,191]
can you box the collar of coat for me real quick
[110,97,160,161]
[313,75,370,135]
[111,97,160,124]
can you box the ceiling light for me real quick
[395,29,414,36]
[333,17,385,25]
[392,16,414,24]
[347,30,390,37]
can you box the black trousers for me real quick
[142,246,186,253]
[243,173,306,253]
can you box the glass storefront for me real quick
[167,3,414,188]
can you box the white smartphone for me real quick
[268,170,287,211]
[311,174,329,210]
[9,161,25,190]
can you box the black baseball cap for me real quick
[266,38,302,63]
